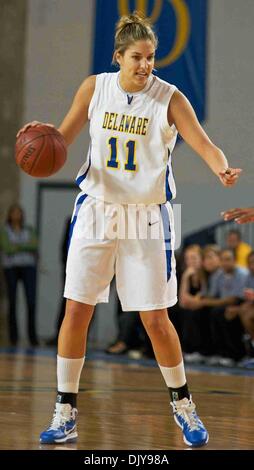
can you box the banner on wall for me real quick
[92,0,208,122]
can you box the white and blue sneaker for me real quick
[40,403,78,444]
[171,397,209,447]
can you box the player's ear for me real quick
[115,51,121,66]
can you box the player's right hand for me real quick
[16,121,55,138]
[218,168,242,187]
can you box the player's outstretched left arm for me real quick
[168,91,242,187]
[221,207,254,224]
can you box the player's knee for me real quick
[64,301,93,329]
[141,315,169,337]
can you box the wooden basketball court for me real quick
[0,349,254,450]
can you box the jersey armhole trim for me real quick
[162,85,177,134]
[88,74,101,120]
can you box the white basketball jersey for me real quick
[76,72,178,204]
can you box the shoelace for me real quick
[48,404,72,430]
[174,401,200,431]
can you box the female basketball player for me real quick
[18,13,241,447]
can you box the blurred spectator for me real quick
[179,245,222,362]
[207,249,247,302]
[105,295,153,358]
[225,251,254,358]
[0,204,38,346]
[106,304,143,354]
[226,229,252,269]
[202,245,222,296]
[179,244,205,308]
[179,245,206,361]
[199,249,247,364]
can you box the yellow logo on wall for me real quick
[118,0,191,68]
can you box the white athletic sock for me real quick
[57,355,85,394]
[158,360,186,388]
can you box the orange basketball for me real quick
[15,124,67,177]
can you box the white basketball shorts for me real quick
[64,193,177,311]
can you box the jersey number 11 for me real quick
[106,137,137,172]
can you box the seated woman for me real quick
[179,245,206,361]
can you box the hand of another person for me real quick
[183,267,196,278]
[221,207,254,224]
[244,288,254,302]
[189,295,203,310]
[218,168,242,187]
[224,305,239,320]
